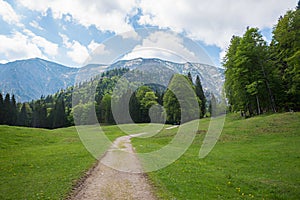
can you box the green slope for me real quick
[0,125,125,199]
[132,112,300,199]
[0,113,299,199]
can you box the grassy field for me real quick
[0,113,299,199]
[0,125,124,200]
[132,112,300,199]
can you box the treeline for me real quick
[223,3,300,117]
[73,71,208,125]
[0,68,129,128]
[0,68,210,128]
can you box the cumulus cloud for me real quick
[17,0,138,35]
[138,0,296,49]
[138,0,297,64]
[88,40,110,56]
[122,31,201,63]
[0,30,58,62]
[23,29,58,56]
[0,32,43,61]
[59,33,89,64]
[0,0,22,26]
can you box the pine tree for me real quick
[209,93,217,117]
[3,93,11,125]
[187,72,193,83]
[17,103,30,126]
[195,75,206,118]
[32,99,47,128]
[52,96,67,128]
[0,93,3,124]
[11,95,18,125]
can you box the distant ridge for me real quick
[0,58,224,102]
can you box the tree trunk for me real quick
[256,95,261,115]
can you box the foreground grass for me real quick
[0,125,124,199]
[1,113,299,199]
[132,112,300,199]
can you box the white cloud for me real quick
[138,0,297,63]
[88,40,109,55]
[122,31,200,63]
[59,33,89,64]
[138,0,296,49]
[0,27,59,62]
[23,29,58,56]
[29,20,44,30]
[17,0,138,35]
[0,0,22,25]
[59,33,72,48]
[0,32,43,61]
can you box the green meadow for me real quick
[132,112,300,199]
[0,112,299,199]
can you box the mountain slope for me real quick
[107,58,225,97]
[0,58,224,102]
[0,58,78,101]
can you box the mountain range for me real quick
[0,58,224,102]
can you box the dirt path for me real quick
[69,134,157,200]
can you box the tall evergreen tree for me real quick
[3,94,11,125]
[32,99,47,128]
[11,95,18,125]
[0,93,3,124]
[52,96,67,128]
[195,75,206,118]
[17,103,30,126]
[209,93,217,117]
[187,72,193,83]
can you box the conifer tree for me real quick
[3,93,11,125]
[11,95,18,125]
[187,72,193,83]
[195,75,206,118]
[52,96,67,128]
[17,103,30,126]
[0,93,3,124]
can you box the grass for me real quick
[0,113,299,199]
[132,112,300,199]
[0,125,125,200]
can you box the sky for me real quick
[0,0,297,67]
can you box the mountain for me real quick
[0,58,224,102]
[107,58,224,97]
[0,58,79,101]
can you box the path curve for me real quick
[69,133,157,200]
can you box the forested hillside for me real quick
[223,4,300,116]
[0,68,208,128]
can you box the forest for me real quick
[0,68,208,129]
[223,3,300,116]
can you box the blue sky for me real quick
[0,0,297,67]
